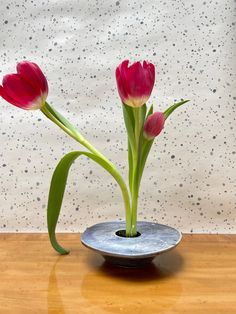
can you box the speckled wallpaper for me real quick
[0,0,235,233]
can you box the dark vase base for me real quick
[102,255,155,268]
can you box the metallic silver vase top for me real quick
[81,221,182,268]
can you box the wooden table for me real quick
[0,234,235,313]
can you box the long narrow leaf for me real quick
[47,150,123,254]
[122,103,135,152]
[138,138,154,186]
[146,104,153,118]
[141,103,147,121]
[135,104,149,188]
[139,104,147,148]
[41,104,86,148]
[45,102,76,131]
[122,103,136,192]
[164,99,190,120]
[136,104,154,187]
[128,141,133,193]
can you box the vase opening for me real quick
[115,229,141,238]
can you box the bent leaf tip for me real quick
[164,99,190,120]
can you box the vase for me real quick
[81,221,182,268]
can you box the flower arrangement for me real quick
[0,60,189,254]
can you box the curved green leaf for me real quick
[138,138,154,187]
[43,102,85,143]
[45,102,72,130]
[47,150,122,255]
[164,99,190,120]
[138,101,190,185]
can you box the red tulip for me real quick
[0,61,48,110]
[116,60,155,107]
[143,112,165,140]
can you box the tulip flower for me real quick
[143,112,165,140]
[116,60,155,108]
[0,61,48,110]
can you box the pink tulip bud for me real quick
[0,61,48,110]
[116,60,155,108]
[143,112,165,140]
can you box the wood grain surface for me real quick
[0,234,235,314]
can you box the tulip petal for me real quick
[116,60,129,101]
[126,62,145,97]
[116,60,155,108]
[2,74,39,108]
[0,85,23,108]
[116,68,128,102]
[17,61,48,96]
[143,61,155,92]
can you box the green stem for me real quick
[41,102,132,236]
[130,107,142,236]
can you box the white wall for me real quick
[0,0,235,233]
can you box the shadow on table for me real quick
[87,249,184,282]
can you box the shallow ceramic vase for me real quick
[81,221,182,268]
